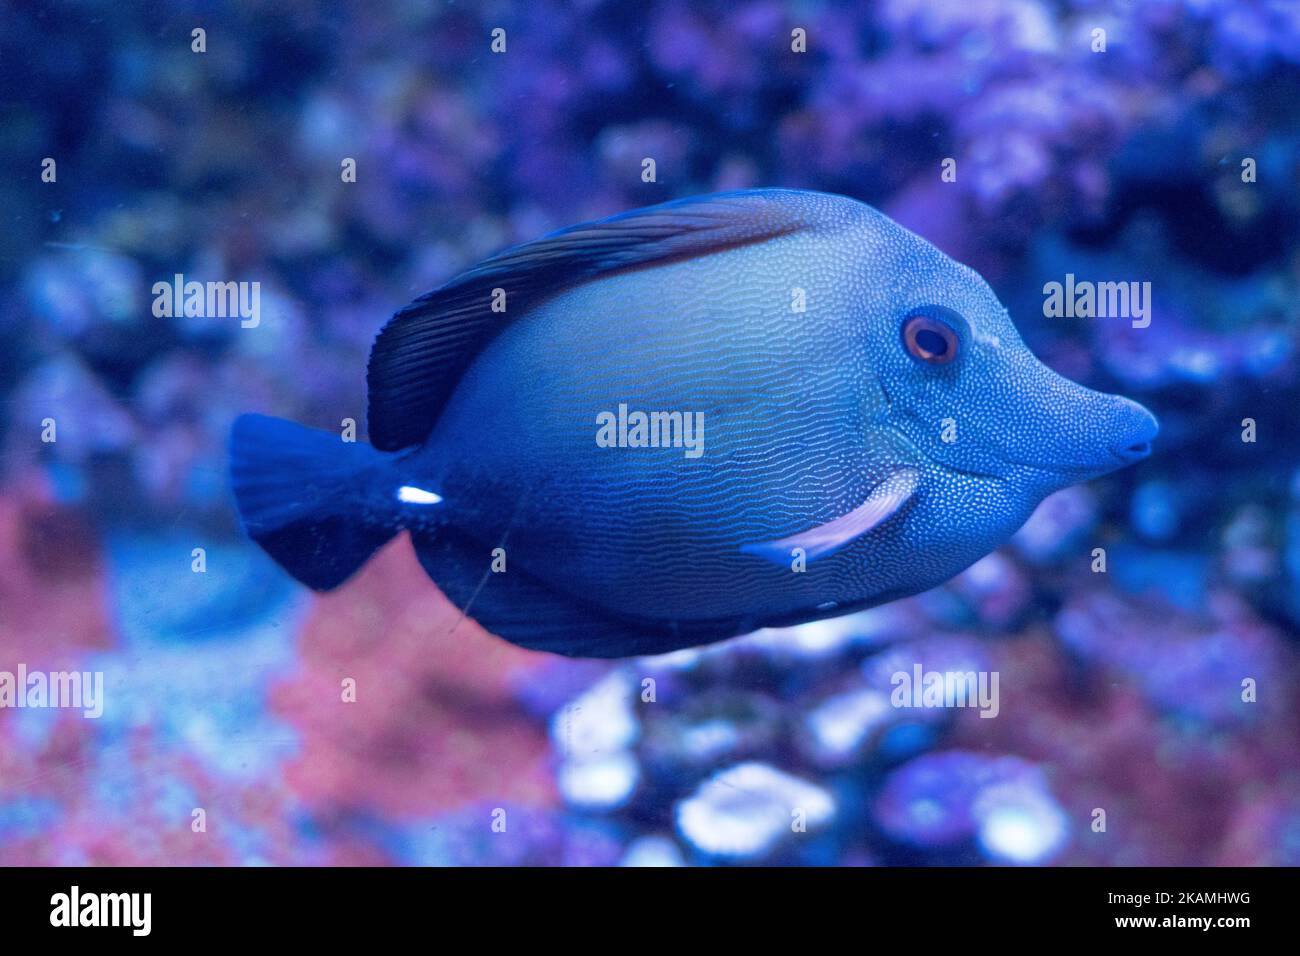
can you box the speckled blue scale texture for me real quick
[381,189,1159,655]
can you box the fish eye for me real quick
[902,311,961,365]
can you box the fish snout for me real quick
[1108,397,1159,465]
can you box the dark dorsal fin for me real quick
[366,188,823,450]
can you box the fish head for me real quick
[864,235,1158,497]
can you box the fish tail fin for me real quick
[230,413,405,591]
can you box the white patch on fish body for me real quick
[397,485,442,504]
[741,467,920,563]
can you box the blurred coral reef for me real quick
[2,0,1299,865]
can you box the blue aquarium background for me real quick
[2,0,1299,866]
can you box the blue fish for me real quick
[231,189,1157,657]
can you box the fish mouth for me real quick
[1112,438,1152,463]
[1108,408,1159,464]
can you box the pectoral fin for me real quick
[741,468,919,565]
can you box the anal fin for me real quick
[411,528,745,658]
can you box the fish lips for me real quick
[1108,399,1160,464]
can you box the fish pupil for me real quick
[916,328,948,357]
